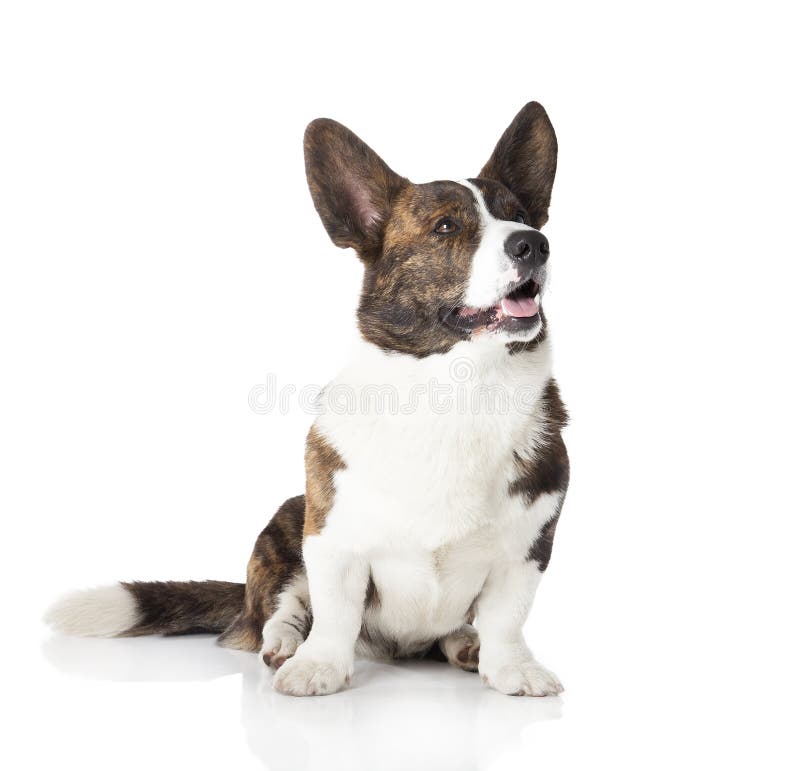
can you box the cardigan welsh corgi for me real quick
[47,102,569,697]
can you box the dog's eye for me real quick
[434,217,460,235]
[514,210,527,224]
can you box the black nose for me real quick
[504,230,549,267]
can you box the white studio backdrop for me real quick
[1,2,798,770]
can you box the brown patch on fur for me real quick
[479,102,558,229]
[358,177,545,357]
[508,379,570,571]
[303,427,346,537]
[357,180,485,356]
[218,495,306,651]
[527,514,561,571]
[121,580,245,637]
[509,379,569,502]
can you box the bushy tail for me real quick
[45,580,245,638]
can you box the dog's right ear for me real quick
[304,119,407,259]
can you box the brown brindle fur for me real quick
[303,426,346,537]
[357,178,544,357]
[122,580,245,637]
[508,379,570,570]
[217,494,306,651]
[357,181,478,356]
[216,420,348,652]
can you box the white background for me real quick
[1,2,798,769]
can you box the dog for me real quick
[46,102,569,697]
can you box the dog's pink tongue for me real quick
[500,295,539,318]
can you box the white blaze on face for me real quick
[460,180,539,309]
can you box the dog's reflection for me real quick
[43,634,560,771]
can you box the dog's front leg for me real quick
[476,560,563,696]
[272,536,368,697]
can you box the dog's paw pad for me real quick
[454,641,480,671]
[440,627,481,672]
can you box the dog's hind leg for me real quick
[218,494,307,653]
[260,572,311,669]
[439,624,480,672]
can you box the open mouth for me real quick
[440,276,541,334]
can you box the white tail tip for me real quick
[45,584,140,637]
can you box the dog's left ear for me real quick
[304,118,408,260]
[479,102,558,229]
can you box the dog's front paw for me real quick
[480,649,563,696]
[272,652,350,696]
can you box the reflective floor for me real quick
[0,626,788,771]
[40,634,559,771]
[25,626,795,771]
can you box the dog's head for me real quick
[304,102,557,357]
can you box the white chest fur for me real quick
[312,337,558,651]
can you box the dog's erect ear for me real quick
[304,118,407,258]
[479,102,558,229]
